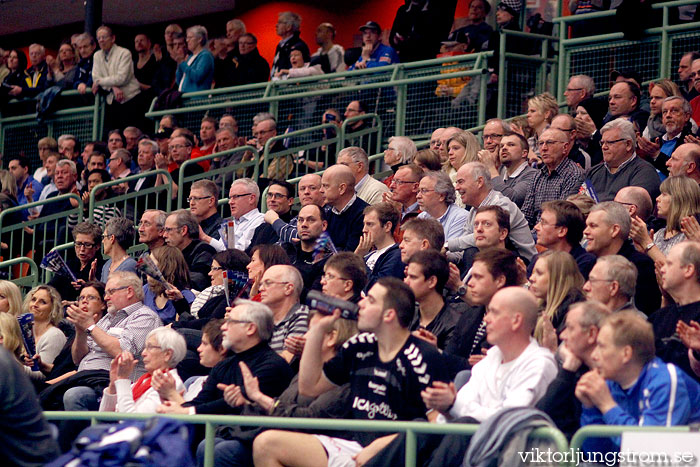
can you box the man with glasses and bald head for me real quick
[521,127,585,228]
[586,118,660,203]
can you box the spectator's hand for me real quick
[91,80,100,94]
[81,190,91,205]
[239,361,263,403]
[540,316,558,353]
[154,152,168,170]
[354,231,374,257]
[152,368,179,400]
[421,381,456,414]
[509,122,525,138]
[629,215,653,251]
[198,225,213,244]
[361,42,373,59]
[116,351,137,380]
[685,134,700,145]
[23,353,42,369]
[66,302,96,332]
[445,263,462,293]
[264,209,280,225]
[153,43,163,61]
[8,85,22,96]
[478,148,500,175]
[284,335,306,356]
[677,320,700,351]
[558,343,583,372]
[24,184,35,202]
[515,257,528,285]
[576,369,616,413]
[71,279,86,291]
[574,116,596,138]
[88,259,97,281]
[412,328,438,348]
[77,83,87,94]
[217,383,248,407]
[156,401,189,414]
[46,55,56,68]
[381,191,402,212]
[112,86,125,103]
[682,216,700,242]
[164,282,184,301]
[635,136,660,160]
[468,353,486,366]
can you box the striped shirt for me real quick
[269,304,309,354]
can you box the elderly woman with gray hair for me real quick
[176,25,215,92]
[99,326,186,413]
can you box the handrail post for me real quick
[395,66,407,137]
[540,36,549,94]
[497,30,506,119]
[660,6,671,78]
[268,83,279,123]
[204,421,215,467]
[405,428,417,467]
[557,20,568,104]
[478,69,488,127]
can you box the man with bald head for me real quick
[374,287,557,464]
[521,127,585,228]
[614,186,653,222]
[430,128,445,151]
[321,164,369,252]
[551,113,591,170]
[265,173,324,244]
[437,127,462,163]
[666,143,700,183]
[282,204,330,292]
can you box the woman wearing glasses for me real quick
[99,326,186,414]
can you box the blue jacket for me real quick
[364,243,405,292]
[581,357,700,453]
[176,49,215,93]
[350,43,400,70]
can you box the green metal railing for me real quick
[0,91,103,169]
[0,256,38,292]
[0,194,82,282]
[497,30,559,119]
[570,424,693,453]
[176,146,259,214]
[555,0,700,106]
[145,53,491,142]
[43,412,569,467]
[88,170,172,239]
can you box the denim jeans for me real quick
[196,437,252,467]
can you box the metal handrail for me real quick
[43,411,570,467]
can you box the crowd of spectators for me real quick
[4,4,700,467]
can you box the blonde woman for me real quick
[0,312,24,364]
[21,285,67,380]
[0,280,23,316]
[631,176,700,262]
[526,93,559,161]
[528,250,585,351]
[443,131,479,207]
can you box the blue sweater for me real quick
[581,357,700,453]
[176,49,215,93]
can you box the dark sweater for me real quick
[650,300,700,382]
[586,156,660,202]
[364,243,405,291]
[324,197,370,252]
[536,364,588,439]
[185,341,293,415]
[616,240,661,316]
[181,239,216,291]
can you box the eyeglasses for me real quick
[75,241,96,249]
[267,193,290,200]
[538,140,566,148]
[418,188,436,194]
[106,285,129,296]
[108,157,120,162]
[211,266,224,271]
[187,195,213,203]
[102,233,113,239]
[322,272,350,281]
[225,318,252,325]
[144,344,162,351]
[391,179,418,186]
[163,226,181,233]
[483,134,503,140]
[229,193,252,200]
[565,87,584,92]
[78,294,101,302]
[346,108,361,113]
[600,138,627,147]
[260,280,290,288]
[587,278,614,283]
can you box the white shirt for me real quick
[99,369,184,414]
[438,339,557,423]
